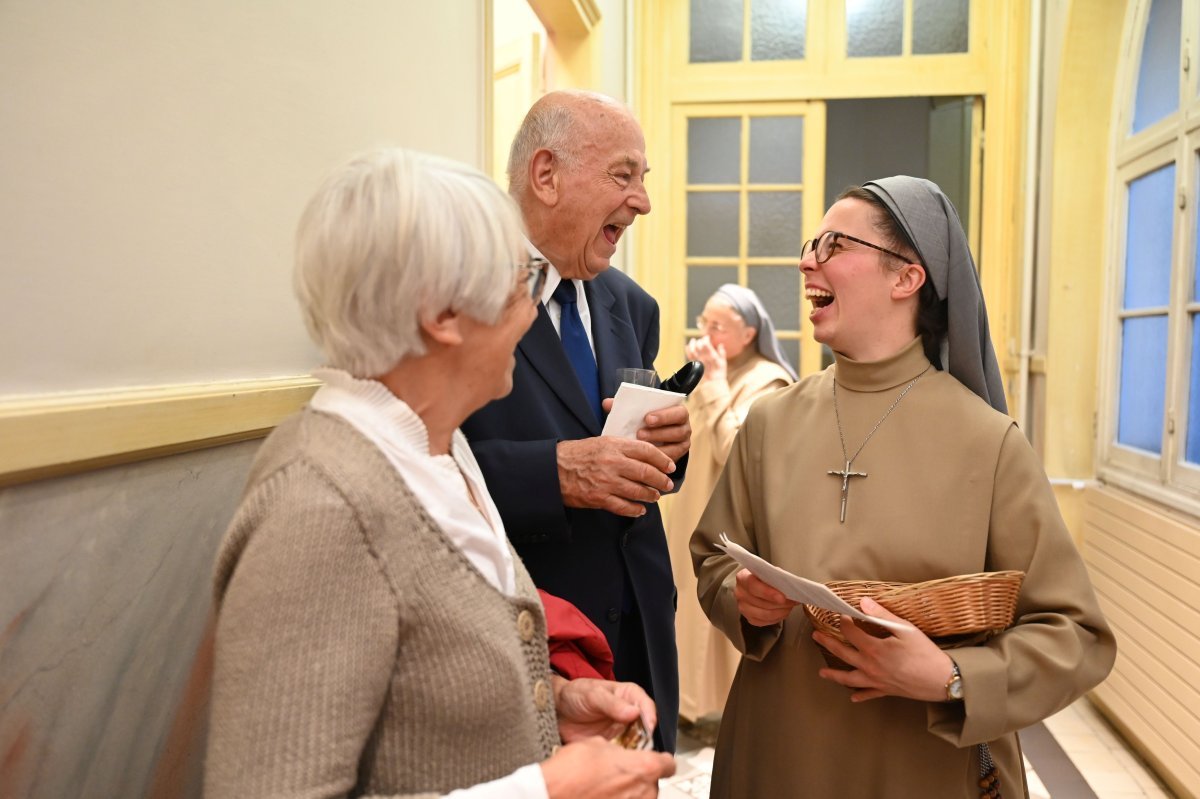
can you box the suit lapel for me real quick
[587,276,642,402]
[519,304,603,434]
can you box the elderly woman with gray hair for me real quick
[204,148,674,799]
[665,284,796,722]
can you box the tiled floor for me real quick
[1042,700,1174,799]
[661,698,1177,798]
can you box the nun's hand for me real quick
[685,336,727,383]
[812,597,955,703]
[734,568,797,626]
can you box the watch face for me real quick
[948,678,964,700]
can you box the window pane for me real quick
[749,116,804,184]
[1132,0,1181,133]
[1117,315,1167,454]
[748,191,803,257]
[1187,314,1200,464]
[691,0,744,63]
[688,191,740,257]
[688,266,739,322]
[688,117,742,184]
[912,0,969,54]
[752,0,806,61]
[1123,164,1175,309]
[780,338,801,373]
[846,0,903,57]
[748,265,801,331]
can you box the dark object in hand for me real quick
[660,361,704,395]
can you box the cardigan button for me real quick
[606,607,620,623]
[516,610,536,642]
[533,678,552,711]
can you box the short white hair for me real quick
[506,90,624,196]
[295,148,527,377]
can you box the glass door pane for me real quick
[846,0,903,57]
[752,0,807,60]
[912,0,969,54]
[680,106,818,376]
[691,0,744,62]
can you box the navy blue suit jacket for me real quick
[461,267,681,751]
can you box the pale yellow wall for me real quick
[0,0,485,397]
[1042,0,1126,536]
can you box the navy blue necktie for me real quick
[552,279,602,422]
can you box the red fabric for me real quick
[538,589,616,681]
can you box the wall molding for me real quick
[0,377,320,487]
[529,0,601,38]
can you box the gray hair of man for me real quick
[294,147,528,378]
[505,90,625,197]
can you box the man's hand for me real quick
[552,676,658,742]
[734,568,799,626]
[635,402,691,462]
[557,435,675,517]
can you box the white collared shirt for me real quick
[532,243,596,357]
[309,369,549,799]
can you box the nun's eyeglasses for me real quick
[516,257,549,301]
[695,315,729,334]
[800,231,909,265]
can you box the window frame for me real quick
[1099,0,1200,510]
[670,0,987,102]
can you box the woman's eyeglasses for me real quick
[800,230,910,265]
[695,315,732,334]
[516,257,549,301]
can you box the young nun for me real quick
[667,284,797,723]
[691,177,1115,798]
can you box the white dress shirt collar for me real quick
[529,241,595,355]
[309,368,517,596]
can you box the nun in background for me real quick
[690,177,1115,798]
[665,283,797,723]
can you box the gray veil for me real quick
[713,284,798,381]
[861,177,1008,414]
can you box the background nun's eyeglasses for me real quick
[695,315,730,334]
[800,230,910,264]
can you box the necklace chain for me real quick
[833,366,931,465]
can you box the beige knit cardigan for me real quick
[204,409,560,798]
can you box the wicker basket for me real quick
[803,571,1024,669]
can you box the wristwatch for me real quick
[944,660,964,701]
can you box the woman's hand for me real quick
[685,335,727,383]
[540,737,675,799]
[734,568,798,626]
[552,676,657,743]
[813,597,956,703]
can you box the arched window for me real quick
[1102,0,1200,503]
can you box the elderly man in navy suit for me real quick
[462,90,690,752]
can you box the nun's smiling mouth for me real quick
[806,287,834,309]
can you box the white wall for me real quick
[595,0,631,103]
[0,0,485,397]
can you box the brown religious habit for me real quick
[691,338,1115,799]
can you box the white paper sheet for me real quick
[601,382,686,439]
[714,533,911,633]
